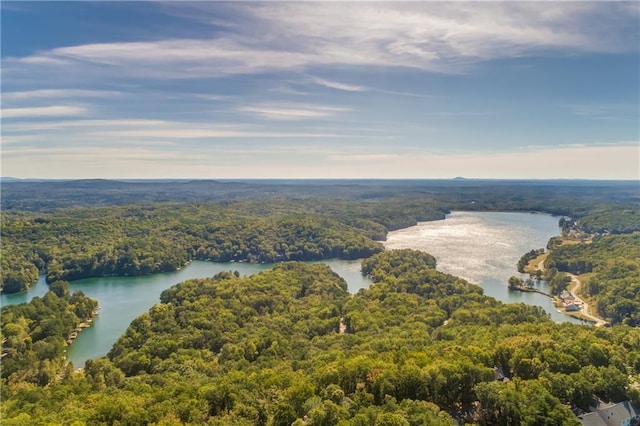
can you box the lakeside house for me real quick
[566,303,580,312]
[578,400,640,426]
[560,290,575,303]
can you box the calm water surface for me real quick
[1,259,370,367]
[2,211,584,367]
[384,211,584,324]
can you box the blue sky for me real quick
[1,1,639,179]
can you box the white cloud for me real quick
[3,2,636,82]
[1,106,88,118]
[238,103,351,120]
[311,77,365,92]
[2,119,167,132]
[1,118,357,142]
[96,128,350,139]
[3,89,120,100]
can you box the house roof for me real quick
[579,401,640,426]
[579,412,608,426]
[596,400,640,426]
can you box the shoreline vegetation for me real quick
[514,229,612,327]
[507,279,552,298]
[3,250,640,425]
[0,209,596,296]
[3,179,638,294]
[65,307,100,346]
[2,181,638,423]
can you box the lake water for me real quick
[1,259,370,367]
[2,211,584,367]
[383,211,584,324]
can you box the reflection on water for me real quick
[384,211,584,324]
[2,212,584,368]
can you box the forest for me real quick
[2,250,640,425]
[2,179,639,294]
[1,179,639,424]
[1,281,97,386]
[0,198,446,293]
[545,232,640,326]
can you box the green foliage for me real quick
[2,253,640,424]
[578,206,640,234]
[547,233,640,324]
[4,179,638,293]
[362,249,437,280]
[0,284,97,385]
[508,276,523,289]
[2,171,640,426]
[3,199,442,292]
[517,248,544,273]
[476,379,580,425]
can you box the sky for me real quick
[1,1,639,179]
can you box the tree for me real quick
[508,276,523,289]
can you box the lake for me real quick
[1,259,370,367]
[1,210,583,368]
[383,211,584,324]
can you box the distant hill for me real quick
[1,178,638,212]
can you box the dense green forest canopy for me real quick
[2,179,638,293]
[2,251,639,425]
[1,281,97,386]
[1,198,446,292]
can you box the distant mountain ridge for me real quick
[1,178,638,212]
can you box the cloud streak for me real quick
[2,2,637,180]
[4,2,637,83]
[311,77,365,92]
[2,106,88,118]
[238,102,351,120]
[3,89,120,101]
[1,118,360,144]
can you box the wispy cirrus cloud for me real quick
[237,102,351,120]
[3,89,120,101]
[563,103,640,122]
[1,118,359,143]
[3,2,637,83]
[1,2,637,179]
[2,105,89,118]
[311,77,365,92]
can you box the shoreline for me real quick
[66,307,100,346]
[4,209,564,296]
[521,236,609,327]
[384,211,582,324]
